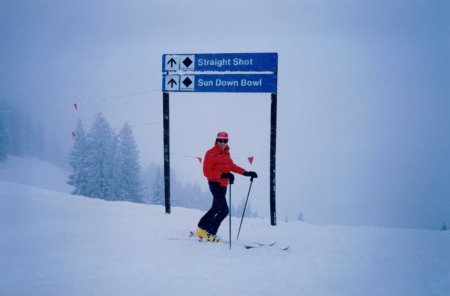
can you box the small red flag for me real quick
[248,156,254,165]
[196,157,202,163]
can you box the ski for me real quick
[169,232,289,251]
[244,241,290,251]
[255,241,277,247]
[244,245,290,251]
[166,231,207,243]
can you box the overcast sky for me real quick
[1,0,449,229]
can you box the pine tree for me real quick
[151,165,164,205]
[141,163,165,205]
[110,123,144,202]
[21,114,33,156]
[0,101,29,159]
[84,113,115,200]
[9,108,27,157]
[67,120,88,195]
[0,101,46,161]
[31,124,45,159]
[0,102,18,157]
[0,101,8,162]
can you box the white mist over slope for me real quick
[0,158,448,295]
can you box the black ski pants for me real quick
[198,181,229,235]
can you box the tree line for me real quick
[0,102,258,217]
[67,113,258,217]
[0,100,45,162]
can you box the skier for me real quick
[197,131,257,242]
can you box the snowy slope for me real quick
[1,179,449,296]
[0,156,73,193]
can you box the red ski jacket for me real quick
[203,143,245,187]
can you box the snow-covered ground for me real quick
[0,156,73,193]
[0,158,449,295]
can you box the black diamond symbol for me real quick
[183,77,193,87]
[183,57,193,68]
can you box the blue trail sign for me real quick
[161,52,279,225]
[163,73,277,93]
[163,53,278,73]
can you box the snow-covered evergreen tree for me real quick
[20,114,33,156]
[141,163,164,205]
[9,109,28,157]
[0,102,18,157]
[84,113,115,200]
[0,100,45,161]
[67,120,88,195]
[31,124,45,159]
[0,102,8,162]
[110,123,144,203]
[151,165,164,205]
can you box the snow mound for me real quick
[0,180,448,296]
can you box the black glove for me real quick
[221,172,235,184]
[243,171,258,179]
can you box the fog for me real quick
[1,0,449,229]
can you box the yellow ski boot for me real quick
[196,227,207,239]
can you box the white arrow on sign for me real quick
[165,75,179,91]
[165,55,179,71]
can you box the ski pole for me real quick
[228,182,232,250]
[236,177,254,240]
